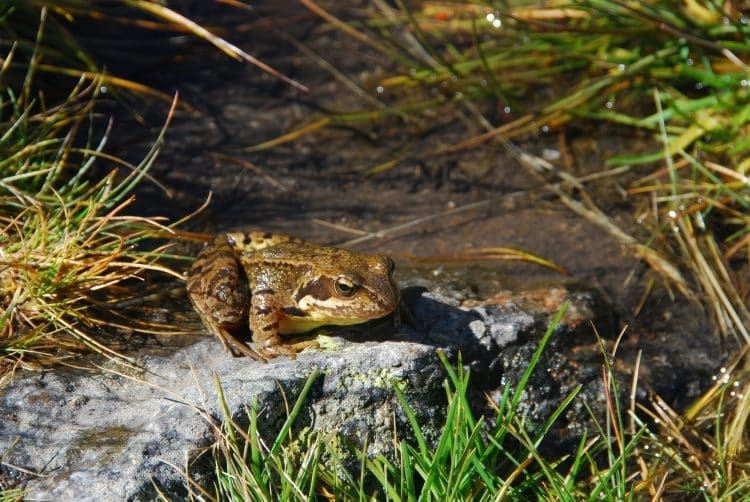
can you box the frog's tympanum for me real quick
[187,232,400,360]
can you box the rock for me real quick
[0,282,609,499]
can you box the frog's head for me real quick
[288,249,400,328]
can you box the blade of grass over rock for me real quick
[241,98,445,152]
[409,247,570,275]
[270,369,320,457]
[509,301,567,419]
[393,378,429,460]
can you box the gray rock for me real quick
[0,284,606,500]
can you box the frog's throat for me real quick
[278,316,368,335]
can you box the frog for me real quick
[186,231,400,360]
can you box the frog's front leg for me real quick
[187,235,263,359]
[249,291,318,358]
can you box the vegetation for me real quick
[279,0,750,346]
[0,0,303,379]
[2,0,749,500]
[201,1,750,499]
[183,307,749,500]
[0,8,189,382]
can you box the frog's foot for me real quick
[214,327,267,361]
[255,339,320,360]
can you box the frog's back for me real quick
[224,231,302,253]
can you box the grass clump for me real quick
[299,1,750,154]
[0,16,184,380]
[636,348,750,498]
[191,306,569,500]
[188,305,749,500]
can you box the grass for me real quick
[188,305,749,500]
[185,306,569,500]
[0,6,194,380]
[0,487,23,502]
[637,346,750,498]
[195,2,750,498]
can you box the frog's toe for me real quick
[215,328,267,361]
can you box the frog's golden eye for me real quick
[334,276,358,297]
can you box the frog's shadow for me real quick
[308,286,491,359]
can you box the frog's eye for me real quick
[334,276,358,297]
[386,257,396,274]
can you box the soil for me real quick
[76,1,726,409]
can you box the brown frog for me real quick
[186,232,400,359]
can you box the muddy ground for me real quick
[81,2,725,408]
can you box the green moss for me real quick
[352,367,408,392]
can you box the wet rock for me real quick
[1,283,617,499]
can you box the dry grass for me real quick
[633,348,750,498]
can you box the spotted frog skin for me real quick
[187,232,400,360]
